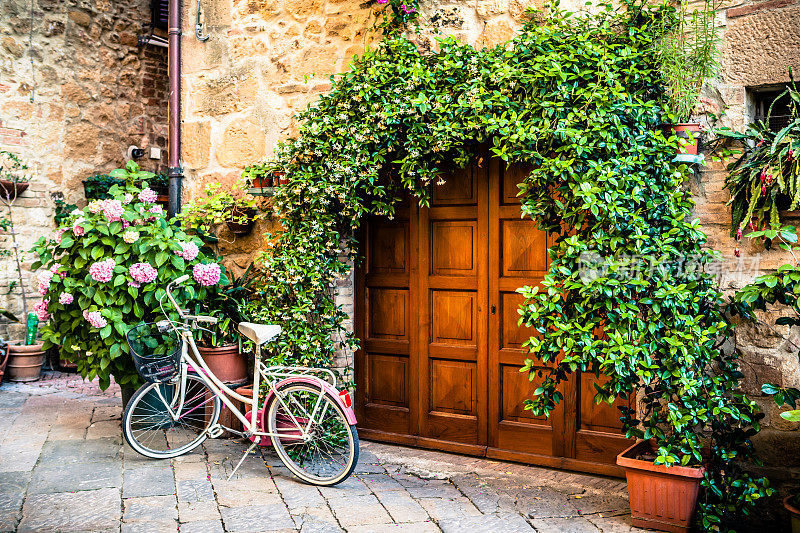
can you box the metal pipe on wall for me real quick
[167,0,182,217]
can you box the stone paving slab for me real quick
[0,372,645,532]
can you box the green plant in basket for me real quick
[31,161,227,390]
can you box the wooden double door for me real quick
[355,160,631,475]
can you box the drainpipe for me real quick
[167,0,182,217]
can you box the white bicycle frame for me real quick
[156,276,338,447]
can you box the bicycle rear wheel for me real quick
[267,382,358,486]
[123,374,221,459]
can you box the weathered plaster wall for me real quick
[182,0,800,476]
[0,0,169,338]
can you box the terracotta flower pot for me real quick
[6,343,46,382]
[785,496,800,533]
[0,180,29,201]
[617,440,705,533]
[666,123,701,156]
[196,344,248,383]
[251,176,273,189]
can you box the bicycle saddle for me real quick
[238,323,282,345]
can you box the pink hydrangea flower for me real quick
[89,258,116,283]
[377,0,389,3]
[87,200,104,214]
[55,228,66,244]
[122,230,139,244]
[73,218,86,237]
[59,292,73,305]
[102,199,124,222]
[175,242,199,261]
[123,193,134,204]
[193,262,221,286]
[83,310,107,329]
[129,280,141,289]
[34,299,50,322]
[139,188,158,203]
[401,3,415,13]
[129,262,158,284]
[37,269,54,296]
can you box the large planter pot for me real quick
[6,343,46,382]
[196,344,248,384]
[617,440,705,533]
[0,180,29,200]
[667,123,701,156]
[121,386,137,411]
[785,496,800,533]
[58,346,78,372]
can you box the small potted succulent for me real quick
[0,150,33,200]
[655,0,721,155]
[178,183,261,238]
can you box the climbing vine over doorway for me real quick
[244,2,770,528]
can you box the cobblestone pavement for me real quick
[0,372,644,532]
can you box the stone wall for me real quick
[0,0,169,339]
[180,0,800,477]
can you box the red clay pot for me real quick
[784,496,800,533]
[0,180,29,201]
[196,344,248,383]
[667,123,701,156]
[6,343,45,382]
[617,440,705,533]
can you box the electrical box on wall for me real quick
[149,147,162,160]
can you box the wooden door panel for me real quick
[573,373,632,464]
[369,220,408,274]
[367,288,408,340]
[431,221,476,275]
[501,220,548,276]
[367,354,408,407]
[432,167,478,206]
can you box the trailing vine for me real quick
[245,3,770,528]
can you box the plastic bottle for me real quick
[26,312,38,345]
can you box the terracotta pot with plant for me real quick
[656,0,720,156]
[0,151,33,200]
[177,183,261,240]
[617,440,705,533]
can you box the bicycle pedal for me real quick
[207,424,225,438]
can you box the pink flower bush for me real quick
[193,262,221,286]
[72,218,86,236]
[37,269,54,296]
[88,200,104,214]
[83,310,107,329]
[122,230,139,244]
[139,188,158,203]
[59,292,73,305]
[401,3,415,13]
[175,242,199,261]
[50,262,66,278]
[89,258,116,283]
[129,280,141,289]
[102,199,124,222]
[129,262,158,284]
[123,193,134,204]
[34,299,50,322]
[55,228,65,244]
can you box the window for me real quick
[749,86,793,132]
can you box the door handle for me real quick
[490,305,496,314]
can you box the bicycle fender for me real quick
[260,377,358,432]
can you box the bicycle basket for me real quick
[126,322,182,383]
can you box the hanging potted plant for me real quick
[178,183,261,238]
[0,151,33,201]
[656,0,721,155]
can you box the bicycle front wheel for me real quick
[123,374,221,459]
[267,382,358,486]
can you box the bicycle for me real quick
[121,274,359,486]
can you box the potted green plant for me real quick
[717,78,800,239]
[178,183,261,238]
[242,161,283,196]
[0,151,33,200]
[656,0,721,155]
[82,174,126,200]
[31,160,225,401]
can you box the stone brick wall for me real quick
[0,0,169,339]
[180,0,800,474]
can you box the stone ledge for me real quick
[726,0,796,18]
